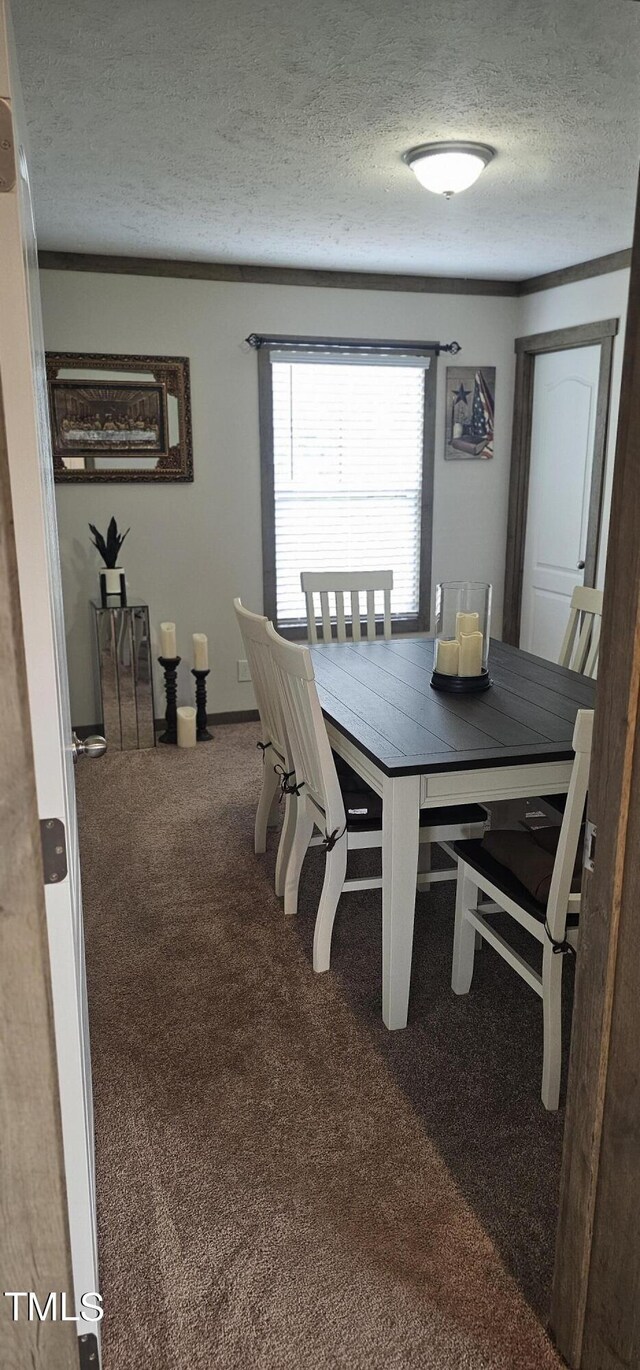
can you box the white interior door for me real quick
[520,344,601,662]
[0,0,99,1337]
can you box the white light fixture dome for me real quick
[404,142,494,198]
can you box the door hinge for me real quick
[79,1333,100,1368]
[0,99,16,192]
[40,818,68,885]
[584,819,597,874]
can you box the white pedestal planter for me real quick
[99,567,126,604]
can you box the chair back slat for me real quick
[280,673,323,799]
[335,592,347,642]
[558,585,604,677]
[546,708,594,941]
[305,592,318,643]
[266,622,345,828]
[351,591,361,640]
[366,590,376,638]
[584,615,601,678]
[557,605,579,670]
[300,570,394,642]
[320,590,332,642]
[233,599,286,757]
[383,588,392,638]
[572,614,595,674]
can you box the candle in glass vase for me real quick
[193,633,208,671]
[456,611,480,641]
[177,706,197,748]
[435,639,460,675]
[459,631,484,676]
[160,621,177,658]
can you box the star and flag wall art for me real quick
[445,366,495,459]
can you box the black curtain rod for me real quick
[245,333,461,354]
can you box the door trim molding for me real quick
[503,319,619,646]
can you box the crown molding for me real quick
[36,250,519,296]
[519,248,631,295]
[37,246,632,298]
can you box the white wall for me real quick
[41,269,518,726]
[517,269,630,588]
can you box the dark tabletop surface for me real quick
[311,636,596,777]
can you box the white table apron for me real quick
[325,721,573,1031]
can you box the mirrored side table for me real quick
[92,599,156,750]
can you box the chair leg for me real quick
[451,866,479,995]
[284,799,314,918]
[268,788,280,829]
[254,761,280,855]
[541,943,564,1110]
[416,840,431,892]
[275,792,297,898]
[313,838,348,972]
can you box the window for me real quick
[258,338,436,632]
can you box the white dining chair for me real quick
[451,708,593,1110]
[266,622,488,977]
[301,570,393,642]
[558,585,603,677]
[233,599,297,896]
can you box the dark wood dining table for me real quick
[310,635,596,1030]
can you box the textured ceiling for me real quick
[12,0,640,279]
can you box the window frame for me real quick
[257,335,437,638]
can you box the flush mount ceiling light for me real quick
[404,142,495,199]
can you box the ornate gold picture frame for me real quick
[46,352,193,483]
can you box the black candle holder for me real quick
[431,667,492,694]
[158,656,181,743]
[192,668,213,741]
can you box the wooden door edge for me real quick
[0,370,77,1367]
[551,172,640,1368]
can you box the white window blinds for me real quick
[270,349,429,626]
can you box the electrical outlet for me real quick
[237,659,251,682]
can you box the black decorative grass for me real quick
[89,516,130,568]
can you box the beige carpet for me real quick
[76,723,567,1369]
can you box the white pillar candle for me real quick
[160,622,177,658]
[456,611,480,641]
[435,638,460,676]
[177,705,197,748]
[459,631,484,677]
[193,633,208,671]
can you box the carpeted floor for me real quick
[77,722,569,1369]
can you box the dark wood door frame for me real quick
[551,179,640,1368]
[503,318,619,646]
